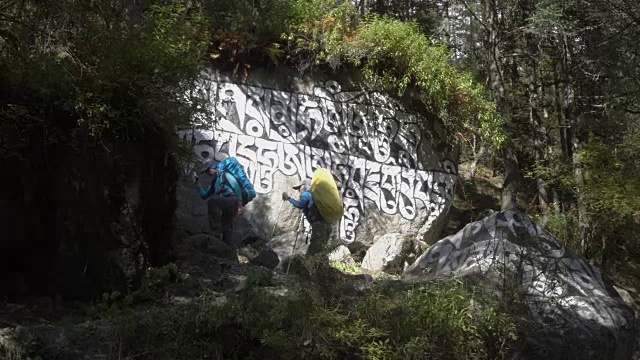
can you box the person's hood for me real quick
[199,160,218,174]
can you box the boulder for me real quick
[404,210,637,360]
[177,216,211,236]
[346,241,369,263]
[267,231,309,269]
[361,233,408,273]
[188,234,237,261]
[249,248,280,270]
[613,286,637,311]
[328,245,355,266]
[348,200,451,250]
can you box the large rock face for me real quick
[175,68,457,258]
[404,210,637,360]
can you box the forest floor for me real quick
[0,222,375,359]
[1,161,639,359]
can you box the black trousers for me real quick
[306,220,332,256]
[208,195,239,250]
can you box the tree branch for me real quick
[595,21,636,47]
[459,0,489,32]
[604,0,640,27]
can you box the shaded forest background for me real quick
[351,0,640,269]
[2,0,640,284]
[1,1,640,359]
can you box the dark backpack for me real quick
[304,192,323,222]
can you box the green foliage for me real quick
[578,136,640,221]
[10,255,517,359]
[140,263,180,295]
[526,160,575,190]
[330,260,363,275]
[245,266,275,287]
[527,134,640,263]
[200,275,517,359]
[285,9,506,148]
[201,0,338,71]
[97,291,135,320]
[94,263,184,320]
[575,136,640,262]
[0,0,210,157]
[533,209,580,251]
[201,0,309,40]
[195,0,505,149]
[0,260,522,359]
[206,258,518,359]
[131,262,203,303]
[367,0,440,36]
[1,0,504,157]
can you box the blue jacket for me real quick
[289,191,323,223]
[198,167,243,201]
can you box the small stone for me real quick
[361,233,407,272]
[249,249,280,270]
[328,245,355,266]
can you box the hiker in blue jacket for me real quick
[193,158,246,254]
[285,179,321,221]
[282,176,342,256]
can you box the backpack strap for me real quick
[305,193,323,222]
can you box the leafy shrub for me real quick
[1,259,520,360]
[531,208,580,251]
[1,0,210,153]
[97,291,135,320]
[221,283,513,359]
[198,0,505,149]
[529,136,640,265]
[197,261,519,360]
[284,7,505,149]
[330,260,363,275]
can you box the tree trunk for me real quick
[470,143,486,182]
[573,140,589,256]
[528,36,550,218]
[551,60,570,214]
[443,0,451,44]
[563,35,574,162]
[481,0,520,210]
[553,62,569,163]
[356,0,367,17]
[561,33,589,255]
[124,0,144,24]
[185,0,194,27]
[500,146,519,210]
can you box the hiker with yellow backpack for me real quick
[282,168,345,256]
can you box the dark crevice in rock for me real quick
[0,125,179,301]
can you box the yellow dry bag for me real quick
[309,168,344,224]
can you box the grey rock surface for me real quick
[361,233,407,272]
[328,245,355,266]
[404,210,637,360]
[175,72,458,250]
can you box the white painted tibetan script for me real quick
[178,80,457,243]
